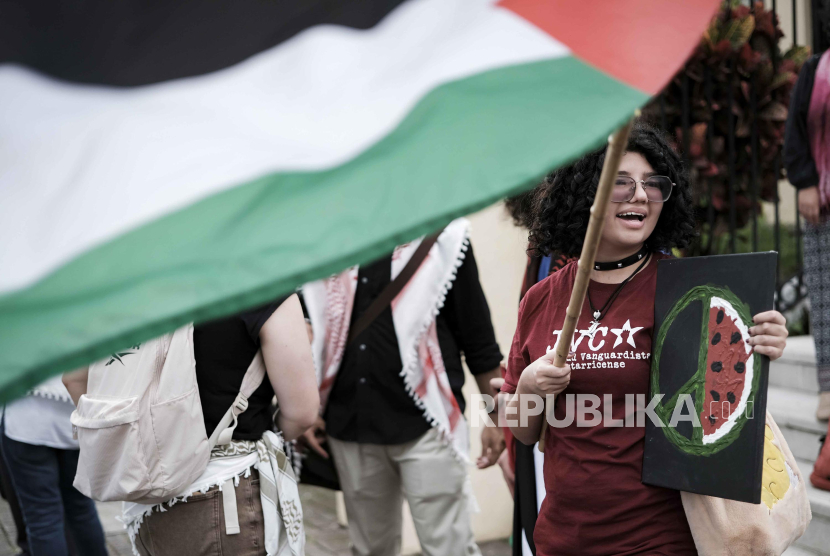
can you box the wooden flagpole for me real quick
[538,115,636,451]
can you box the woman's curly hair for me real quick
[528,123,696,257]
[504,189,536,229]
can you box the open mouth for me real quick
[616,211,646,222]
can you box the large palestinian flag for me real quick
[0,0,719,400]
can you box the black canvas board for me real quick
[641,252,777,504]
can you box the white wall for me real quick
[764,0,812,52]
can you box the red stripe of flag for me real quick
[499,0,720,95]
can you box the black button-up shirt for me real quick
[325,244,502,445]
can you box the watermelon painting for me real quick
[700,296,755,445]
[643,253,775,503]
[651,285,761,456]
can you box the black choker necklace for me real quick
[588,252,651,324]
[593,245,649,271]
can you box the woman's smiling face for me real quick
[600,151,663,257]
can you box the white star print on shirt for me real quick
[610,319,644,348]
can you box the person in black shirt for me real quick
[301,227,503,556]
[63,294,319,554]
[194,295,317,441]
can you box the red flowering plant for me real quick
[642,0,810,255]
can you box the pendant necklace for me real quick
[588,252,651,325]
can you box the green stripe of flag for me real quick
[0,56,647,401]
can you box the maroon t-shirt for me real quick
[502,255,696,556]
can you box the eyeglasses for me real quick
[612,176,675,203]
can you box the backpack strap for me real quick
[208,350,267,449]
[346,228,442,345]
[205,350,268,537]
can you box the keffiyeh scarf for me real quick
[302,218,471,461]
[30,375,73,403]
[124,431,303,556]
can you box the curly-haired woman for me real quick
[501,123,790,555]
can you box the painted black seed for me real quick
[710,390,720,401]
[734,362,745,374]
[711,361,723,373]
[726,392,736,404]
[712,332,721,345]
[708,415,717,425]
[717,309,724,324]
[730,331,741,345]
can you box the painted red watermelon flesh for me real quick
[700,297,754,443]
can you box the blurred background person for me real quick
[785,49,830,421]
[63,293,319,556]
[302,220,504,556]
[0,449,32,556]
[1,376,107,556]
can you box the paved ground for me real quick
[0,485,511,556]
[299,485,511,556]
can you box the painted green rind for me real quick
[0,57,648,401]
[651,284,761,456]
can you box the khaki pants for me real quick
[328,428,481,556]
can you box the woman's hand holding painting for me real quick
[748,310,788,361]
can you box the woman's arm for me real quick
[784,56,822,224]
[259,293,320,441]
[507,351,571,446]
[62,367,89,406]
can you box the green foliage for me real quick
[642,1,809,256]
[676,216,807,335]
[701,215,799,276]
[677,215,799,279]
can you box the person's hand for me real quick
[477,423,506,469]
[489,376,505,400]
[798,186,821,225]
[497,449,515,499]
[299,415,329,458]
[519,350,571,397]
[748,311,788,361]
[488,375,507,413]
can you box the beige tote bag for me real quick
[681,412,812,556]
